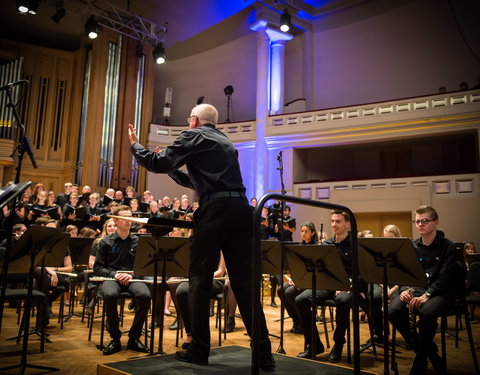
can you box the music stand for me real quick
[0,181,31,333]
[357,237,428,375]
[259,240,285,342]
[0,226,67,374]
[134,236,189,356]
[284,243,350,359]
[65,237,94,319]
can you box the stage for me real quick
[98,345,375,374]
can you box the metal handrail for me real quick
[251,193,360,375]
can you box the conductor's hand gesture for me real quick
[128,123,138,145]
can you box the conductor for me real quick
[128,104,275,370]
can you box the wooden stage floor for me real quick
[0,297,478,374]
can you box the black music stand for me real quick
[134,236,189,356]
[357,237,428,375]
[0,226,68,374]
[64,237,94,321]
[0,181,31,333]
[260,240,285,343]
[284,243,351,360]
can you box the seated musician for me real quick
[93,205,151,355]
[389,206,459,374]
[277,222,318,336]
[175,252,227,348]
[33,218,73,326]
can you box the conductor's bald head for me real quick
[190,104,218,127]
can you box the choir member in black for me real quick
[161,196,172,210]
[62,192,85,230]
[11,192,31,226]
[79,185,91,205]
[55,182,73,208]
[26,190,50,224]
[29,182,46,203]
[46,190,62,220]
[180,197,192,213]
[33,219,73,326]
[114,190,123,202]
[100,188,115,208]
[389,206,459,374]
[93,205,150,355]
[274,205,296,242]
[128,103,275,370]
[85,192,105,232]
[149,200,161,218]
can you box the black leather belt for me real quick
[202,191,246,202]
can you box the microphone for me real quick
[0,79,29,91]
[277,150,283,161]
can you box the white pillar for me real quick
[251,23,270,200]
[250,19,293,199]
[266,29,293,115]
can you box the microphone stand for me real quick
[276,151,287,354]
[7,81,38,181]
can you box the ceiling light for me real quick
[85,17,99,39]
[27,0,39,15]
[51,7,66,23]
[16,0,29,14]
[280,9,291,32]
[153,43,166,64]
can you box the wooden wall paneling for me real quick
[81,29,121,194]
[136,43,155,195]
[111,37,134,190]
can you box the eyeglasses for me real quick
[187,115,196,123]
[412,219,434,225]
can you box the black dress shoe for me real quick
[209,308,215,317]
[327,343,343,363]
[260,355,276,371]
[181,342,191,350]
[297,342,325,358]
[409,354,428,375]
[270,301,278,308]
[289,325,303,334]
[174,350,208,365]
[127,338,149,353]
[224,316,235,333]
[428,349,446,375]
[103,340,121,355]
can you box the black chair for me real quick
[466,262,480,321]
[4,288,48,353]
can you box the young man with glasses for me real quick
[388,205,459,374]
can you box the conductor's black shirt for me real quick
[130,124,245,199]
[93,233,138,278]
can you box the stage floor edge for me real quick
[98,345,375,375]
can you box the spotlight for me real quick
[153,43,166,64]
[27,0,39,14]
[51,7,66,23]
[224,85,234,96]
[85,17,99,39]
[280,9,291,32]
[16,0,29,14]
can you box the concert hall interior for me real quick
[0,0,479,374]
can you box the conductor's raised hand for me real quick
[128,123,138,145]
